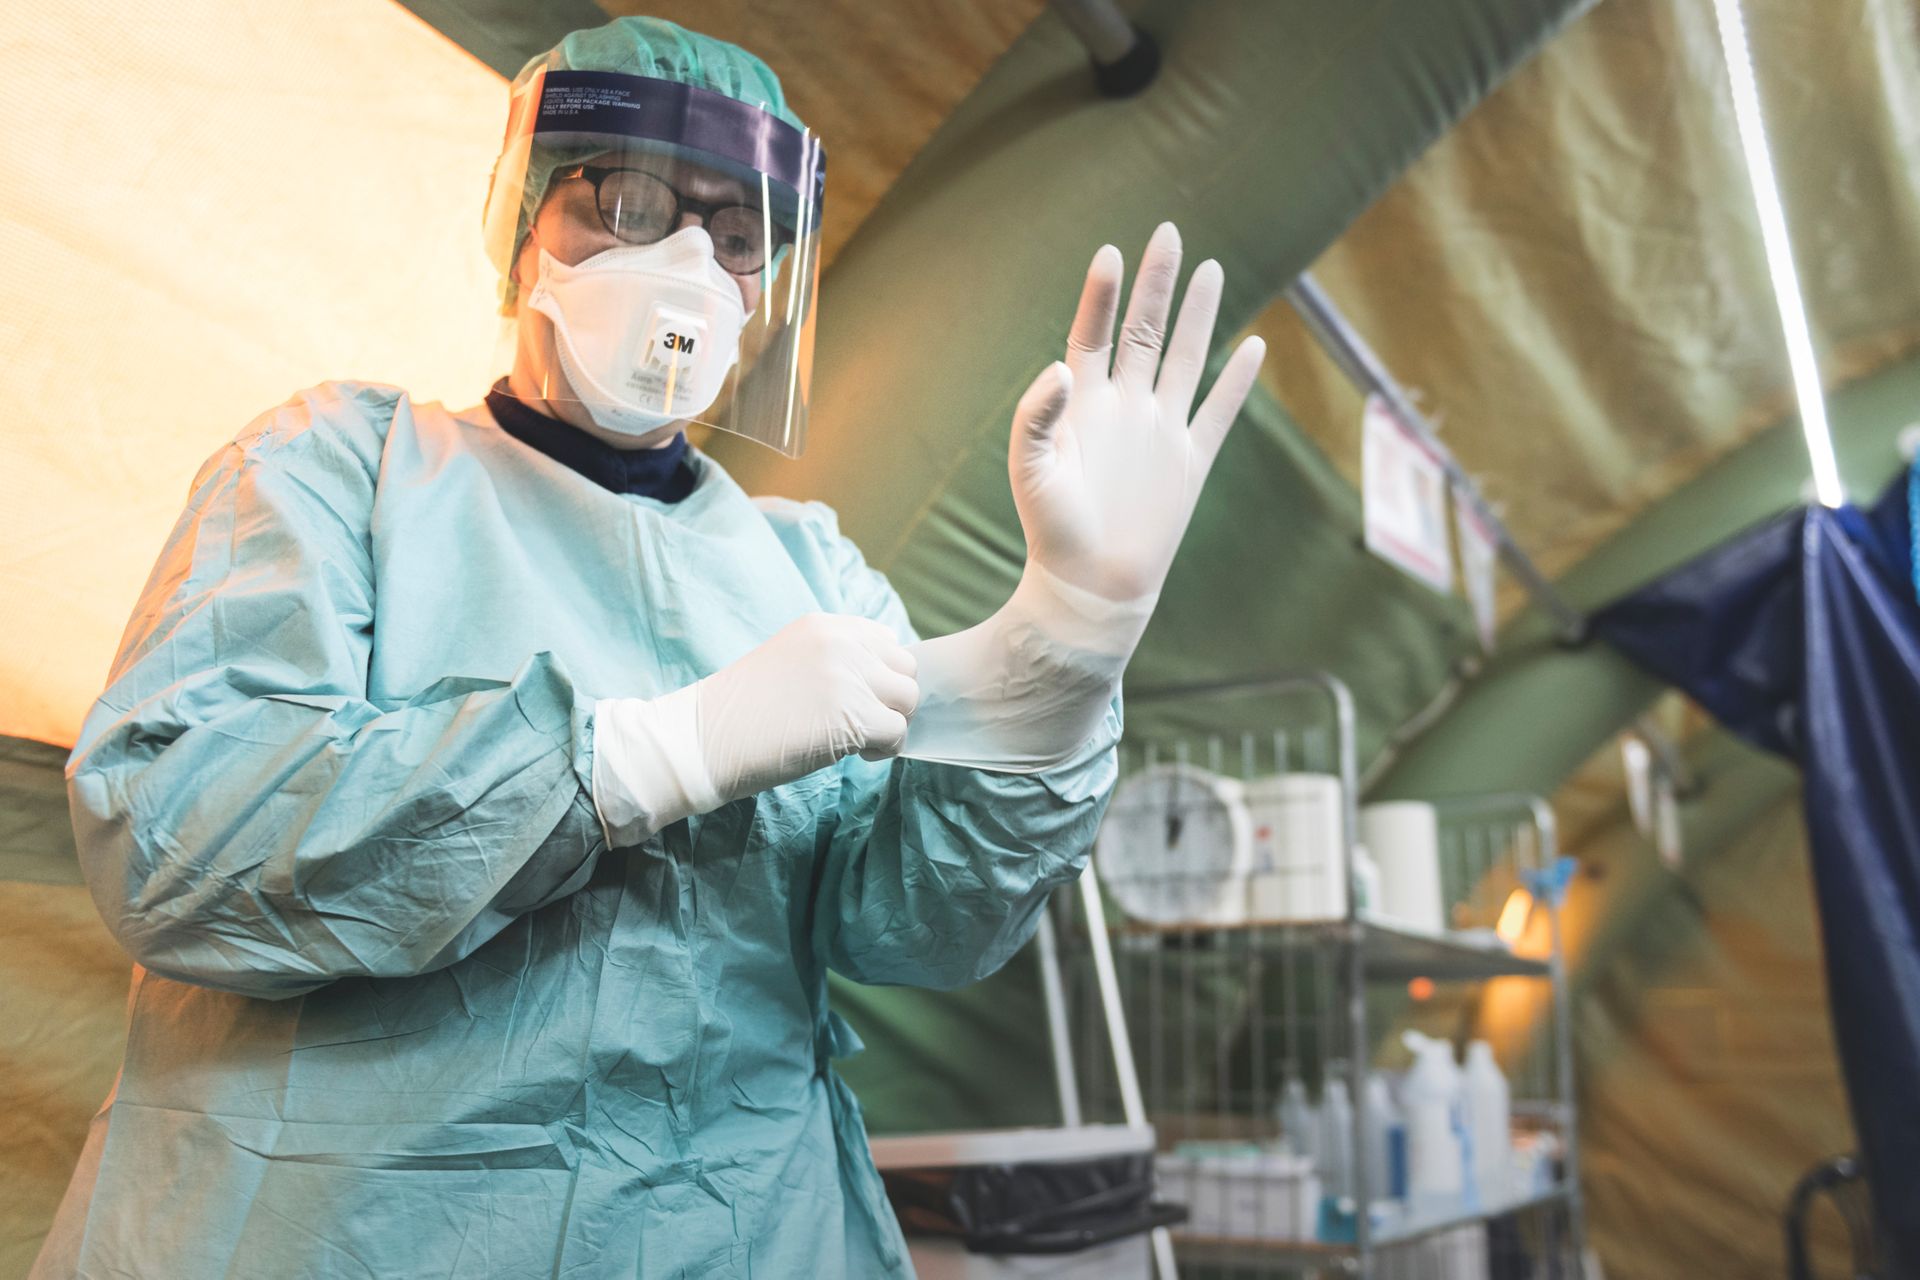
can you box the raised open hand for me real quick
[1009,222,1266,604]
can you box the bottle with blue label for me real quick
[1364,1071,1408,1201]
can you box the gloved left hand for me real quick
[1009,221,1266,607]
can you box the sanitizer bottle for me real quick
[1463,1040,1512,1208]
[1318,1072,1356,1200]
[1400,1031,1466,1219]
[1277,1078,1317,1165]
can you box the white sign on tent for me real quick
[1361,394,1453,593]
[1454,492,1500,651]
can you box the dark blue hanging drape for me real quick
[1594,472,1920,1274]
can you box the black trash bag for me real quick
[881,1151,1186,1256]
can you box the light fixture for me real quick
[1496,887,1534,946]
[1712,0,1844,508]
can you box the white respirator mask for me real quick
[526,226,748,438]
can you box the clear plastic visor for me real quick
[482,70,824,457]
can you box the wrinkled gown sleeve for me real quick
[66,386,607,1000]
[756,498,1121,992]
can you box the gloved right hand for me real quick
[592,614,918,846]
[696,613,919,799]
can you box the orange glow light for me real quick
[1408,977,1435,1002]
[1496,888,1534,945]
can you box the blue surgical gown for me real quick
[32,382,1119,1279]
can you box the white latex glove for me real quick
[1013,222,1266,606]
[902,224,1265,772]
[593,614,918,845]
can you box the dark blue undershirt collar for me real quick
[487,379,697,502]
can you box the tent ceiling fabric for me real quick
[596,0,1051,277]
[709,0,1597,763]
[395,0,612,78]
[0,738,75,887]
[1253,0,1920,618]
[1373,348,1920,801]
[3,0,1915,763]
[0,0,506,747]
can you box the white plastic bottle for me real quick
[1463,1040,1512,1208]
[1352,845,1383,917]
[1363,1071,1408,1201]
[1400,1031,1465,1220]
[1277,1078,1317,1165]
[1318,1073,1356,1200]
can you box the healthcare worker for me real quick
[33,17,1263,1279]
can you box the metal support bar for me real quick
[1283,271,1700,794]
[1078,863,1179,1280]
[1532,797,1590,1271]
[1034,908,1084,1128]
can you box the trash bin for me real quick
[870,1125,1184,1279]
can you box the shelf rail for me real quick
[1088,683,1586,1276]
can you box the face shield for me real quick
[483,69,825,457]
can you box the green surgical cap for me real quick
[496,16,807,309]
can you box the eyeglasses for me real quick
[556,164,783,275]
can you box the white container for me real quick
[1202,1150,1318,1241]
[1185,1154,1228,1235]
[1353,845,1382,914]
[1097,765,1252,926]
[1276,1078,1316,1162]
[1221,1152,1267,1238]
[1400,1031,1466,1218]
[1255,1152,1319,1240]
[1243,772,1346,921]
[1317,1075,1356,1201]
[1462,1040,1512,1208]
[1360,801,1445,934]
[1377,1224,1489,1280]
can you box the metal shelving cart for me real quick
[1050,672,1586,1278]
